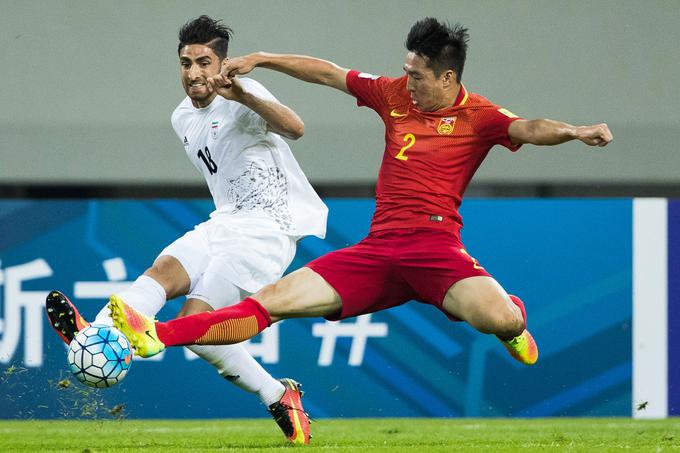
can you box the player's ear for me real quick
[442,70,455,87]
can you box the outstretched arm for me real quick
[221,52,351,94]
[508,119,613,147]
[207,74,304,140]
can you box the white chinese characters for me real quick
[0,259,53,367]
[1,257,390,368]
[312,315,388,366]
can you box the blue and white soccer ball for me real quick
[67,324,133,388]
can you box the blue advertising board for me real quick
[0,199,632,419]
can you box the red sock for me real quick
[509,294,527,330]
[155,297,272,346]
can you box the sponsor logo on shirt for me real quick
[183,136,189,147]
[437,117,457,135]
[211,121,219,139]
[390,109,408,118]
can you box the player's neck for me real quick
[192,92,219,109]
[431,84,461,112]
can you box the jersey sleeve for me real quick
[346,70,389,114]
[235,77,279,134]
[474,106,523,152]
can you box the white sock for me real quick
[93,275,167,325]
[187,343,285,407]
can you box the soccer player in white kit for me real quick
[45,15,326,445]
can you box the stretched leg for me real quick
[110,267,341,356]
[442,276,538,365]
[104,222,212,319]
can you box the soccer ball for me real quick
[67,324,133,388]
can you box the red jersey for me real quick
[346,70,522,234]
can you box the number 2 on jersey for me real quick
[395,133,415,161]
[197,146,218,175]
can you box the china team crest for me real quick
[211,121,219,139]
[437,117,456,135]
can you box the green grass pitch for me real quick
[1,418,679,452]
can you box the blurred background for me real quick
[0,0,678,421]
[1,0,678,197]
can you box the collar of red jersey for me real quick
[453,84,469,107]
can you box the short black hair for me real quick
[405,18,469,82]
[178,15,233,59]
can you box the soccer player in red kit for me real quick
[111,18,612,367]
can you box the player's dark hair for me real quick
[405,18,469,82]
[178,15,233,59]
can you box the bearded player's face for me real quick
[403,52,451,112]
[179,44,222,108]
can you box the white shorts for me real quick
[159,213,297,309]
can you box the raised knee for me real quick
[477,299,524,337]
[494,306,524,338]
[144,256,189,297]
[147,257,175,278]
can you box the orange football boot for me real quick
[268,378,311,445]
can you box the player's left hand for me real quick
[207,73,245,102]
[575,123,613,147]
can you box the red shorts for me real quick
[306,228,491,321]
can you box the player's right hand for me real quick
[221,53,258,78]
[207,73,246,102]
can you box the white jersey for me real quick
[171,77,327,238]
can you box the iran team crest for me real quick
[211,121,219,139]
[437,117,456,135]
